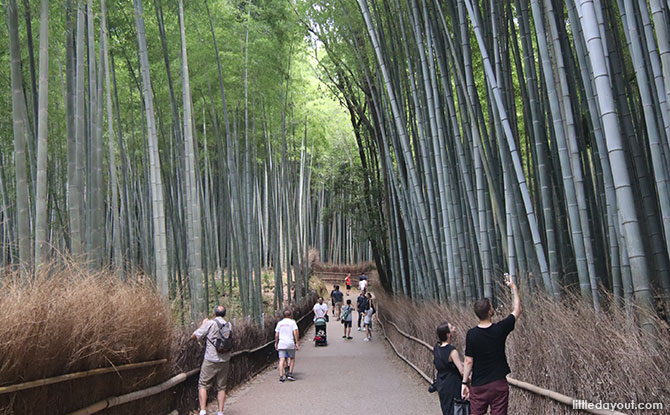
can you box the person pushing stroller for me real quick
[313,297,329,346]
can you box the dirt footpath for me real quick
[220,292,441,414]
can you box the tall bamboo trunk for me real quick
[6,0,32,274]
[134,0,169,298]
[575,0,655,329]
[34,0,50,267]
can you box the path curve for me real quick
[221,292,441,414]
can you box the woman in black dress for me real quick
[433,322,465,415]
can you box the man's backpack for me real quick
[208,319,233,354]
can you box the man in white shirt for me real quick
[312,297,328,321]
[191,305,232,415]
[275,309,300,382]
[358,278,368,293]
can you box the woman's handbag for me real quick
[453,398,470,415]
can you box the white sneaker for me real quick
[357,327,361,331]
[363,337,370,342]
[199,411,207,415]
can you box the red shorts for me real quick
[470,378,509,415]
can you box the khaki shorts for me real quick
[198,359,230,391]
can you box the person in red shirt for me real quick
[345,273,351,295]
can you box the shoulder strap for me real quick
[206,320,219,346]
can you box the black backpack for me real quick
[208,319,233,353]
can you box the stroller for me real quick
[313,317,328,346]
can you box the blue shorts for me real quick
[278,349,295,359]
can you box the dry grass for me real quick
[309,275,329,298]
[0,262,173,415]
[0,260,318,414]
[312,261,375,275]
[374,282,670,415]
[308,248,320,269]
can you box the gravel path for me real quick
[219,292,441,415]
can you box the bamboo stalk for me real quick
[0,359,167,395]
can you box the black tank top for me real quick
[434,343,460,376]
[433,343,462,414]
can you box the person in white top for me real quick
[358,278,368,293]
[312,297,328,321]
[274,309,300,382]
[363,293,374,341]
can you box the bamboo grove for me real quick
[303,0,670,327]
[4,0,670,328]
[0,0,370,323]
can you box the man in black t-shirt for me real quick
[461,274,521,415]
[331,285,344,320]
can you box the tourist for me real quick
[363,293,374,341]
[275,309,300,382]
[331,285,344,320]
[358,275,368,293]
[341,299,354,339]
[432,322,464,415]
[345,273,352,295]
[191,305,233,415]
[367,292,375,331]
[313,297,328,322]
[461,274,521,415]
[356,291,368,331]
